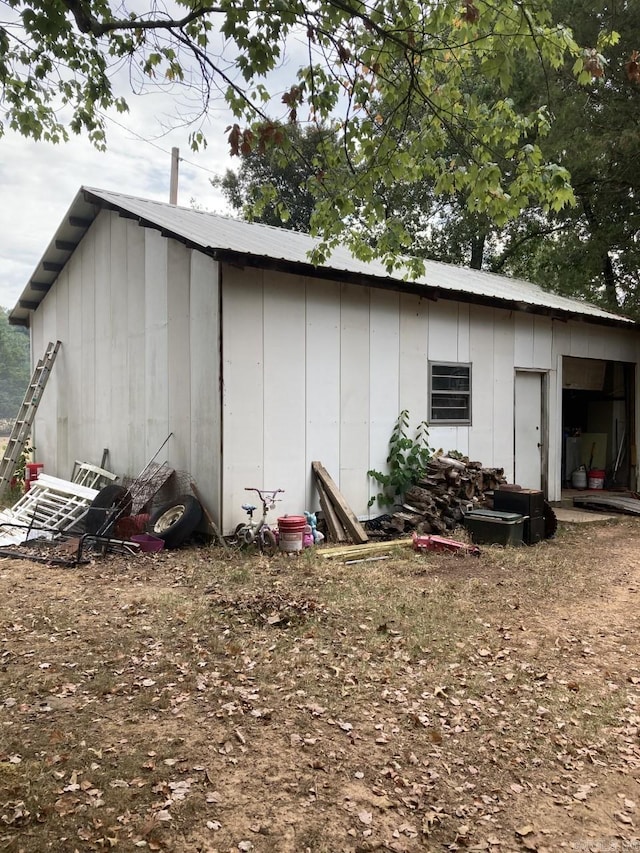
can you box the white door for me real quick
[514,371,545,491]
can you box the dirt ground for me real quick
[1,518,640,852]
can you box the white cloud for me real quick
[0,16,319,311]
[0,92,235,311]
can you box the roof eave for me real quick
[8,189,100,325]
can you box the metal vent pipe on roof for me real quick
[169,147,179,205]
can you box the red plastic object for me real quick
[24,462,44,492]
[114,513,150,540]
[412,532,480,557]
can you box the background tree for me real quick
[213,125,334,232]
[215,121,500,272]
[214,1,640,306]
[2,0,601,270]
[0,307,29,422]
[360,0,640,300]
[491,0,640,316]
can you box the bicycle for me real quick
[232,487,284,556]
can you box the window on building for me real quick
[429,362,471,424]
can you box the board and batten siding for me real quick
[221,265,640,527]
[30,210,222,520]
[220,266,512,529]
[28,214,640,532]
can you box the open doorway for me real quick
[562,357,635,489]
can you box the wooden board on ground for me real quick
[311,461,369,545]
[573,494,640,516]
[319,539,412,559]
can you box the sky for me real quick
[0,0,324,313]
[0,89,238,311]
[0,6,337,312]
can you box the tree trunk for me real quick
[581,196,619,310]
[470,231,486,270]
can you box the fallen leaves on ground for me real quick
[1,520,640,851]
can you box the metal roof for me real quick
[9,186,636,328]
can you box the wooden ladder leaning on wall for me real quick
[0,341,61,497]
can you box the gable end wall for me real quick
[30,210,221,519]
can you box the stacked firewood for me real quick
[366,456,506,538]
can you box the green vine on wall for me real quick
[368,409,433,507]
[13,442,35,488]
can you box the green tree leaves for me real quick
[0,308,30,420]
[214,124,334,232]
[3,1,636,275]
[490,1,640,316]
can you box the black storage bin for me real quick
[493,488,544,545]
[464,509,524,547]
[493,488,544,518]
[526,515,546,546]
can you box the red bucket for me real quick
[25,462,44,492]
[588,469,605,490]
[277,515,307,552]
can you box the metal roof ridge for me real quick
[83,186,314,236]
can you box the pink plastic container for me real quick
[132,534,165,552]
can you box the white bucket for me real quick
[571,467,587,489]
[277,516,306,552]
[588,470,605,490]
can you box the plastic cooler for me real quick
[464,509,525,547]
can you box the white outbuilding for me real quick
[10,187,639,531]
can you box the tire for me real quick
[85,485,133,535]
[543,501,558,539]
[241,527,255,546]
[260,528,278,557]
[228,522,246,545]
[147,495,202,548]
